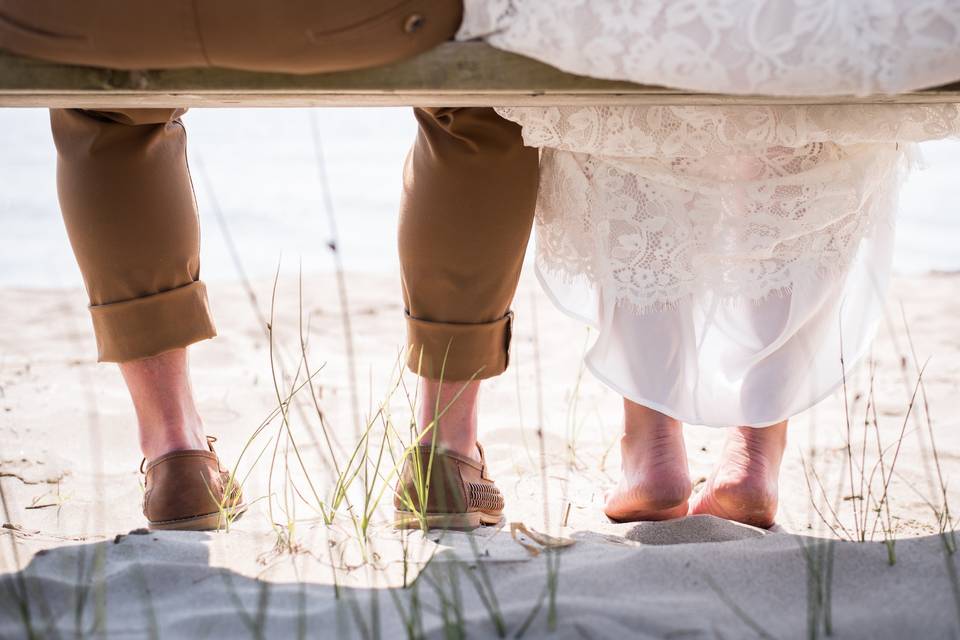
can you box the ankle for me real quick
[417,409,479,460]
[418,378,480,462]
[418,432,479,460]
[623,400,682,441]
[120,349,209,461]
[140,413,207,461]
[725,423,787,466]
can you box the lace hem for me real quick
[531,142,907,312]
[497,105,960,158]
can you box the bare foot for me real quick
[604,401,692,522]
[688,422,787,529]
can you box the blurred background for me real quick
[3,107,959,291]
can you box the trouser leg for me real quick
[399,107,539,381]
[50,107,215,362]
[2,1,465,363]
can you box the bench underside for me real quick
[2,42,960,108]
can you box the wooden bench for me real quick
[2,41,960,108]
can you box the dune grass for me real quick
[801,319,934,566]
[16,264,947,638]
[6,273,958,639]
[7,128,960,640]
[210,263,589,637]
[799,537,836,640]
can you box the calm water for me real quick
[1,107,959,289]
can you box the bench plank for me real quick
[2,42,959,108]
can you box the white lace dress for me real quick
[459,0,960,427]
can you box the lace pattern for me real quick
[496,104,960,157]
[494,104,959,310]
[531,142,907,310]
[455,0,960,425]
[461,0,960,96]
[460,1,960,311]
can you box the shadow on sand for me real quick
[1,515,959,639]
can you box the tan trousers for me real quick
[1,1,539,381]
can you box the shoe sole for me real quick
[393,509,502,531]
[148,503,248,532]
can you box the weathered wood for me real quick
[2,41,960,108]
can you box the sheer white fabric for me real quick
[499,106,960,310]
[458,1,960,427]
[460,0,960,96]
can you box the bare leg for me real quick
[417,379,481,463]
[604,400,692,522]
[688,421,787,529]
[119,348,207,462]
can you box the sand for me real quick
[1,271,959,638]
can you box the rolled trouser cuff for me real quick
[90,281,217,362]
[405,311,513,381]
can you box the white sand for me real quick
[1,271,959,638]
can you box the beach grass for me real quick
[4,124,960,639]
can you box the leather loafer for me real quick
[142,436,246,531]
[394,443,504,530]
